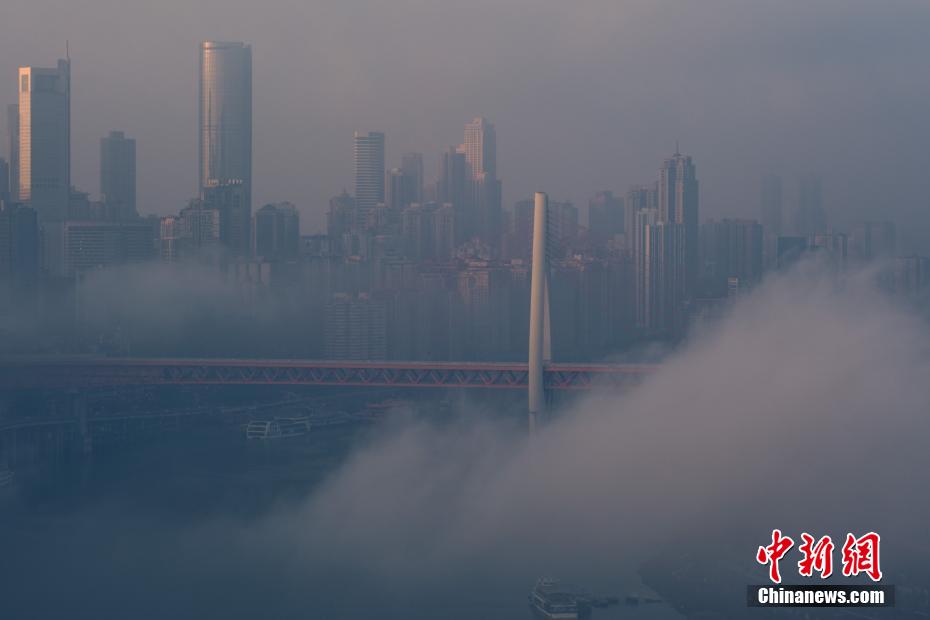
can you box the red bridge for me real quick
[0,357,656,391]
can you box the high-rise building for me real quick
[6,104,17,200]
[400,153,423,204]
[776,236,809,269]
[100,130,137,220]
[760,175,783,236]
[632,172,689,334]
[461,117,496,180]
[809,232,848,270]
[454,261,509,360]
[548,200,579,253]
[202,182,250,256]
[327,190,355,246]
[158,216,180,262]
[458,118,501,255]
[178,200,222,250]
[633,206,658,330]
[325,292,387,360]
[433,203,455,261]
[588,191,625,248]
[253,202,299,261]
[17,58,70,222]
[397,201,454,262]
[699,219,764,296]
[438,147,467,244]
[199,41,252,233]
[0,203,40,302]
[760,175,783,268]
[511,198,536,259]
[67,187,106,221]
[795,174,826,235]
[437,147,466,205]
[474,174,502,254]
[548,256,623,360]
[852,221,896,262]
[386,167,417,212]
[894,256,930,298]
[0,158,9,205]
[631,193,658,331]
[638,220,686,334]
[353,131,385,228]
[626,184,658,239]
[59,220,155,275]
[658,150,699,297]
[508,198,576,260]
[401,203,433,261]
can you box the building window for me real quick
[21,74,28,92]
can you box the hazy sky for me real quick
[2,0,929,250]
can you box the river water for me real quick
[0,422,683,620]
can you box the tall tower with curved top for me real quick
[199,41,252,253]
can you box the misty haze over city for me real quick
[3,263,929,619]
[1,1,930,619]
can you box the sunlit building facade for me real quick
[461,117,496,180]
[459,118,501,255]
[17,59,70,222]
[199,41,252,245]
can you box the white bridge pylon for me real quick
[528,191,552,433]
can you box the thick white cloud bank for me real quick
[234,261,930,587]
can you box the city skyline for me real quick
[2,46,914,328]
[0,45,914,342]
[0,22,925,358]
[1,1,929,253]
[2,5,930,620]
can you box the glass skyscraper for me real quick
[199,41,252,255]
[17,59,70,222]
[199,41,251,192]
[353,131,385,228]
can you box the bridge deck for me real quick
[0,357,656,391]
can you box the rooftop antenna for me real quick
[675,139,680,156]
[66,40,70,60]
